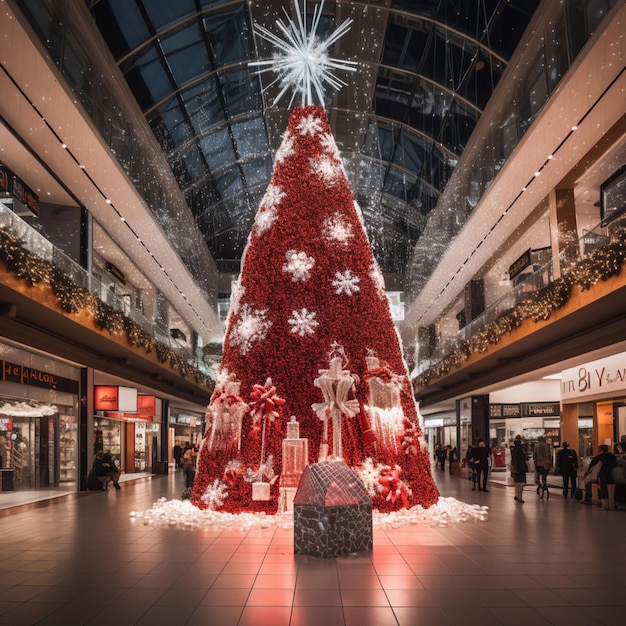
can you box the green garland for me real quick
[414,228,626,390]
[0,230,212,388]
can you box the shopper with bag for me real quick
[581,444,617,508]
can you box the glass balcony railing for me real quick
[0,202,212,377]
[413,217,626,378]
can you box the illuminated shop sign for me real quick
[0,417,13,430]
[1,359,78,393]
[0,165,40,216]
[94,385,138,412]
[170,413,201,427]
[561,352,626,401]
[508,249,532,280]
[137,395,156,417]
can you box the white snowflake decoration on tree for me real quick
[230,304,273,355]
[332,270,360,296]
[275,132,295,163]
[322,213,354,246]
[254,184,285,235]
[297,114,324,137]
[249,0,357,108]
[201,479,229,510]
[310,154,342,187]
[282,249,315,282]
[244,454,276,483]
[288,308,319,336]
[357,457,384,497]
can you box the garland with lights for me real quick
[414,228,626,390]
[0,230,212,387]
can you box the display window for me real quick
[93,417,123,469]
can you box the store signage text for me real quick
[0,165,40,216]
[94,385,138,412]
[171,413,200,427]
[1,359,77,393]
[561,352,626,400]
[509,248,532,280]
[94,386,119,411]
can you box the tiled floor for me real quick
[0,470,624,625]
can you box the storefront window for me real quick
[94,417,123,467]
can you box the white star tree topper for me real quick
[250,0,357,107]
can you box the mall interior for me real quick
[0,0,625,624]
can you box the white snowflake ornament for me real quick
[201,479,229,510]
[310,154,342,187]
[332,270,360,296]
[254,184,285,235]
[357,457,384,497]
[297,114,324,137]
[288,308,319,336]
[322,213,354,246]
[282,250,315,282]
[230,304,273,355]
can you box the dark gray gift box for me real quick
[293,461,373,558]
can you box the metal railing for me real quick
[0,202,212,377]
[413,218,623,377]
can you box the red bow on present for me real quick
[378,464,410,508]
[248,378,285,437]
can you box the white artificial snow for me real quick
[130,496,488,531]
[332,270,360,296]
[282,250,315,282]
[229,304,273,355]
[322,213,354,246]
[309,154,342,187]
[288,308,319,336]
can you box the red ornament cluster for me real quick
[192,106,439,513]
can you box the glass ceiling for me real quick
[86,0,539,276]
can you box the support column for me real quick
[559,403,578,451]
[549,188,579,279]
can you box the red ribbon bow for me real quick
[378,464,410,508]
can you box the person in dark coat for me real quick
[582,444,617,509]
[511,436,529,503]
[468,439,490,492]
[556,441,578,498]
[173,443,183,470]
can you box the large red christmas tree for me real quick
[192,104,439,513]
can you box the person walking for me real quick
[182,444,198,489]
[556,441,578,498]
[468,439,490,492]
[511,435,529,503]
[533,435,552,493]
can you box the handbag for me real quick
[583,460,602,485]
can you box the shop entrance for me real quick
[7,414,59,489]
